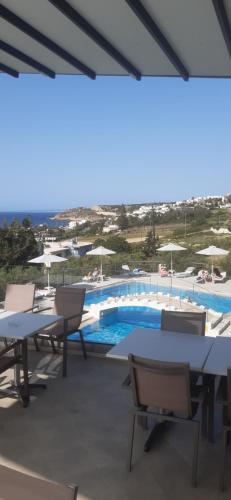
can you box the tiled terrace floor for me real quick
[1,352,231,500]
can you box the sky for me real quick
[1,73,231,211]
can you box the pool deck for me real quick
[1,352,231,500]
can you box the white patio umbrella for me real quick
[28,253,67,290]
[196,245,229,273]
[86,246,116,281]
[158,242,187,273]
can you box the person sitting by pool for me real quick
[196,269,212,283]
[211,267,226,282]
[196,269,206,283]
[91,267,101,280]
[83,267,100,281]
[213,267,222,277]
[83,271,92,282]
[159,263,169,277]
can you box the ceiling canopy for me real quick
[0,0,231,80]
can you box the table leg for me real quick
[62,323,68,377]
[207,374,215,443]
[20,339,46,407]
[21,339,29,407]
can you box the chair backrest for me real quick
[122,264,130,272]
[0,464,78,500]
[227,368,231,423]
[161,310,206,336]
[129,354,191,417]
[5,284,35,312]
[54,287,86,330]
[185,267,195,273]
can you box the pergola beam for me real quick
[125,0,189,81]
[212,0,231,57]
[0,3,95,79]
[0,40,55,78]
[48,0,141,80]
[0,60,18,77]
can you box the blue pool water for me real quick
[68,282,231,346]
[84,282,231,314]
[69,306,161,345]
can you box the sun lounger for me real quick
[212,271,226,283]
[121,265,148,276]
[173,267,195,278]
[132,268,149,276]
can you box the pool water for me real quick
[68,281,231,346]
[84,281,231,314]
[69,306,161,345]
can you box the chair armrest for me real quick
[23,306,39,313]
[0,340,22,356]
[33,307,53,314]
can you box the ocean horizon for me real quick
[0,211,68,228]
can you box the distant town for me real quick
[54,193,231,231]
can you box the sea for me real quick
[0,211,68,228]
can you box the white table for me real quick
[203,336,231,376]
[0,311,61,340]
[107,328,215,372]
[0,311,62,406]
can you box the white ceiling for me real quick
[0,0,231,78]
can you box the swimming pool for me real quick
[84,281,231,314]
[69,306,161,345]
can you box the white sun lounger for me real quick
[173,267,195,278]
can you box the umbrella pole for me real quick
[47,268,50,291]
[170,252,173,273]
[100,256,103,282]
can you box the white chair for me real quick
[173,267,195,278]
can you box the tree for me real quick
[94,235,130,253]
[117,204,128,230]
[143,231,159,258]
[0,220,39,267]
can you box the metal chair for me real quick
[219,368,231,491]
[128,354,206,487]
[34,287,87,376]
[0,464,78,499]
[161,310,206,336]
[4,283,36,313]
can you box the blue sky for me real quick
[1,74,230,210]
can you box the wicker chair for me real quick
[128,354,206,487]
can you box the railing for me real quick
[0,262,230,311]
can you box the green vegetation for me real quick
[0,219,39,268]
[117,204,129,230]
[143,231,159,257]
[94,235,130,253]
